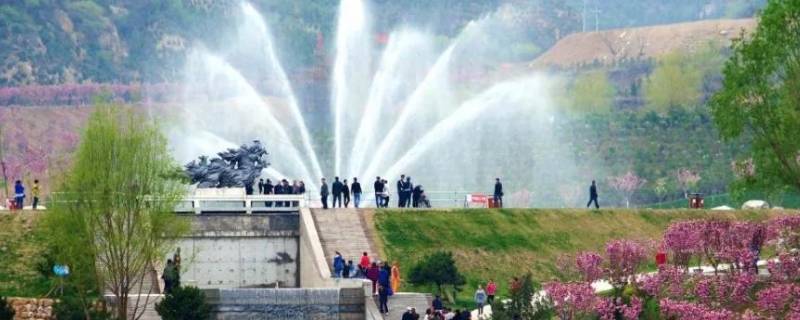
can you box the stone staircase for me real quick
[311,208,433,319]
[104,264,163,320]
[311,208,378,267]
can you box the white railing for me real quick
[176,194,307,214]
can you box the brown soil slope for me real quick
[531,18,756,68]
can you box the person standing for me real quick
[332,177,343,208]
[391,262,401,293]
[432,295,444,312]
[382,179,391,208]
[333,251,345,278]
[397,175,406,207]
[351,178,362,208]
[493,178,503,208]
[374,176,383,207]
[474,284,487,317]
[358,252,371,277]
[412,185,422,208]
[486,279,497,305]
[344,260,354,278]
[367,262,381,295]
[403,176,413,207]
[342,179,351,208]
[31,179,40,210]
[587,180,599,209]
[378,284,390,315]
[13,180,24,210]
[320,178,329,209]
[379,263,392,295]
[162,259,177,294]
[264,179,274,194]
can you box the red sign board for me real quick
[470,194,488,203]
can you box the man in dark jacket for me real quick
[351,178,363,208]
[264,179,274,194]
[403,176,413,207]
[342,179,351,208]
[320,178,329,209]
[332,177,343,208]
[374,176,383,207]
[397,174,406,207]
[412,185,423,208]
[494,178,503,208]
[587,180,599,209]
[258,178,264,194]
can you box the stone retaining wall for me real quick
[7,298,55,320]
[205,288,365,320]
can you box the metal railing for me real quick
[177,194,307,214]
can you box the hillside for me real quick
[0,212,51,297]
[531,18,756,69]
[373,208,781,306]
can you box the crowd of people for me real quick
[318,174,433,209]
[332,251,401,315]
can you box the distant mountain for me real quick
[531,18,756,69]
[0,0,764,87]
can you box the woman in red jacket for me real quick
[359,252,371,276]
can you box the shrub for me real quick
[408,251,466,302]
[490,273,553,320]
[155,286,212,320]
[0,297,14,320]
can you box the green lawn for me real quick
[373,208,783,308]
[0,212,53,297]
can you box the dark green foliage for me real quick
[155,286,212,320]
[408,251,466,297]
[489,274,553,320]
[53,294,112,320]
[0,297,14,320]
[711,0,800,194]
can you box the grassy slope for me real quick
[373,208,783,306]
[0,211,52,297]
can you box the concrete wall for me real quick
[204,288,365,320]
[175,214,300,288]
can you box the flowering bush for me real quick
[595,297,642,320]
[659,298,735,320]
[544,282,597,319]
[575,252,603,283]
[544,215,800,319]
[605,240,648,290]
[755,283,800,319]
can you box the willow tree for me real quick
[43,103,189,320]
[711,0,800,194]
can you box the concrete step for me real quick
[311,208,378,270]
[382,293,432,319]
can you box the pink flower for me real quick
[606,240,647,289]
[659,298,735,320]
[576,252,603,283]
[545,282,597,319]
